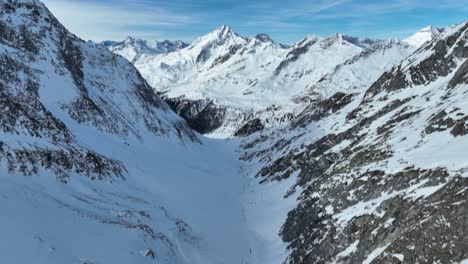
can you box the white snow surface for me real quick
[404,25,441,48]
[1,134,288,264]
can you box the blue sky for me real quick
[42,0,468,44]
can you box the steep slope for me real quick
[0,1,256,264]
[107,27,414,137]
[241,21,468,264]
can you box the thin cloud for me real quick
[40,0,466,44]
[42,0,197,41]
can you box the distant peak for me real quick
[419,25,440,37]
[219,24,230,30]
[404,25,442,48]
[214,25,233,36]
[123,36,140,44]
[255,33,273,43]
[301,34,320,43]
[323,33,346,43]
[190,25,246,48]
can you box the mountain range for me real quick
[1,1,468,264]
[104,25,437,138]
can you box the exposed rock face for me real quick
[164,96,227,134]
[255,33,274,43]
[163,94,296,136]
[241,22,468,264]
[234,118,264,137]
[292,92,355,127]
[366,23,468,98]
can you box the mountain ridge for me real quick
[106,25,417,138]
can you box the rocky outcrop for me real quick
[234,118,264,137]
[164,96,227,134]
[293,92,355,128]
[366,23,468,98]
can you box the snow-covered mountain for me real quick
[404,25,442,48]
[102,37,188,63]
[106,26,415,137]
[103,20,468,263]
[0,1,257,264]
[2,1,468,264]
[241,21,468,264]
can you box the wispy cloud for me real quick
[42,0,198,41]
[41,0,467,44]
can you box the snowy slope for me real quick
[404,25,441,48]
[240,21,468,264]
[107,26,414,137]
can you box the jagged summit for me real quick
[215,24,233,36]
[107,36,188,51]
[255,33,273,43]
[188,25,246,49]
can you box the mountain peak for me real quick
[420,25,439,33]
[189,25,246,50]
[123,36,142,45]
[214,24,233,37]
[217,24,231,31]
[255,33,273,43]
[404,25,441,48]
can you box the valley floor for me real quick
[0,131,292,264]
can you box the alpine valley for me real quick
[1,1,468,264]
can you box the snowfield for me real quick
[0,135,268,264]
